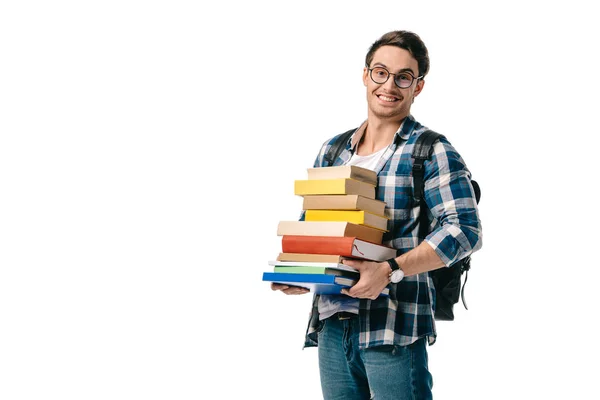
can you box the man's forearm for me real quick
[394,241,445,276]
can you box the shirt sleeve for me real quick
[422,138,482,266]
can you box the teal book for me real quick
[273,266,359,278]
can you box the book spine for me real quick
[302,195,359,210]
[277,253,344,263]
[281,235,355,256]
[305,210,366,224]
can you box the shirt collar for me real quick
[350,115,416,151]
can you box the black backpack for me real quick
[324,128,480,321]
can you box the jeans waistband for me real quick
[333,311,358,321]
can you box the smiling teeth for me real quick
[379,95,397,102]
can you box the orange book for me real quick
[281,235,396,262]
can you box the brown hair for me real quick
[365,31,430,78]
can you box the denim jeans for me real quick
[318,316,433,400]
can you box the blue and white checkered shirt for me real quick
[303,115,483,349]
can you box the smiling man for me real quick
[272,30,482,399]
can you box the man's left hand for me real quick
[340,259,390,300]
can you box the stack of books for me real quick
[262,165,396,296]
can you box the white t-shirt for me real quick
[317,145,387,320]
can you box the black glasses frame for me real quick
[367,66,423,89]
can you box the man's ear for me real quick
[363,67,369,86]
[413,79,425,98]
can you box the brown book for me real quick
[294,178,375,199]
[307,165,377,185]
[302,195,386,216]
[277,221,383,244]
[281,235,396,261]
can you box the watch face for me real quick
[391,270,404,283]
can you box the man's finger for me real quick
[283,286,310,295]
[342,259,364,271]
[271,283,289,291]
[343,281,366,298]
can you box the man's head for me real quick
[365,31,430,79]
[363,31,430,123]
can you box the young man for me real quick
[272,30,482,399]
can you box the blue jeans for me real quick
[318,316,433,400]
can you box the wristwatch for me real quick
[386,258,405,283]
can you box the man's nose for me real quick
[383,76,397,90]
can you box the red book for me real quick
[281,235,396,262]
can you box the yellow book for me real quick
[305,210,389,232]
[294,178,375,199]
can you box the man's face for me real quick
[363,45,424,122]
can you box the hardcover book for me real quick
[272,266,359,277]
[277,221,384,244]
[281,235,396,261]
[269,260,358,273]
[277,253,348,263]
[294,178,375,199]
[302,195,386,216]
[305,209,389,232]
[262,272,389,296]
[307,165,377,185]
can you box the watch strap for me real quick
[387,258,400,272]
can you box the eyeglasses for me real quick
[367,66,423,89]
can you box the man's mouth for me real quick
[377,94,400,102]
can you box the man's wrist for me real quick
[387,258,405,283]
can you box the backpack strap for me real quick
[412,130,443,240]
[413,130,476,312]
[323,128,355,167]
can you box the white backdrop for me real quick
[1,1,598,399]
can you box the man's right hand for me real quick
[271,283,310,295]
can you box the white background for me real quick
[1,1,598,399]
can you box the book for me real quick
[302,195,386,216]
[281,235,396,261]
[271,261,359,279]
[273,266,359,277]
[307,165,377,185]
[294,178,375,199]
[262,272,389,296]
[277,221,384,244]
[305,209,389,232]
[269,260,358,274]
[277,253,349,263]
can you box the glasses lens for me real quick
[394,72,414,88]
[371,67,389,84]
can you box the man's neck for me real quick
[358,117,405,155]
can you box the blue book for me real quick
[262,272,389,296]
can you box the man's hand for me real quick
[271,283,310,295]
[340,259,390,300]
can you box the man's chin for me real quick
[371,107,407,121]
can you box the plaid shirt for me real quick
[303,115,483,349]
